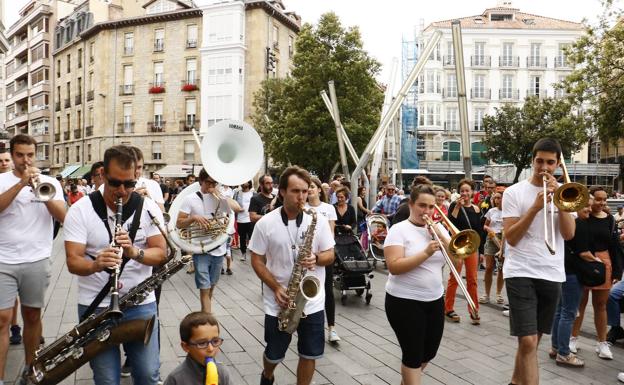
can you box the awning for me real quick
[58,164,80,178]
[154,164,201,178]
[68,165,92,179]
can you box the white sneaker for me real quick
[240,253,247,262]
[502,310,509,317]
[596,341,613,360]
[617,372,624,383]
[569,337,579,354]
[328,329,341,342]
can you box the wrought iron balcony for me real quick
[499,56,520,68]
[148,121,166,132]
[470,55,491,67]
[499,88,520,100]
[119,84,134,95]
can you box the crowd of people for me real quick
[2,134,624,385]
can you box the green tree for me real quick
[482,97,589,182]
[252,12,384,180]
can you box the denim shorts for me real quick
[192,253,225,289]
[264,310,325,363]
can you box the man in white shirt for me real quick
[131,147,165,213]
[502,138,576,385]
[176,169,230,313]
[0,135,65,385]
[64,145,166,385]
[249,166,335,385]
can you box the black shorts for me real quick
[505,277,561,337]
[385,293,444,369]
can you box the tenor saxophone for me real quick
[277,207,321,334]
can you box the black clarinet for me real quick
[109,198,124,317]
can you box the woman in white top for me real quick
[235,181,255,261]
[384,185,451,385]
[480,192,505,304]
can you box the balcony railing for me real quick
[499,56,520,68]
[149,82,166,94]
[63,131,70,140]
[499,88,520,100]
[181,79,199,91]
[443,56,455,66]
[74,128,81,139]
[55,101,60,111]
[443,122,458,131]
[75,94,82,105]
[117,122,134,134]
[554,57,570,69]
[180,119,197,131]
[186,39,197,48]
[526,89,548,99]
[148,121,166,132]
[154,40,164,52]
[64,98,71,108]
[54,133,60,142]
[470,88,491,100]
[119,84,134,95]
[470,55,491,67]
[85,125,93,137]
[87,90,94,101]
[527,56,548,68]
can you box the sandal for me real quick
[549,348,557,359]
[496,294,504,304]
[555,353,584,367]
[478,295,490,304]
[445,311,461,323]
[470,312,481,325]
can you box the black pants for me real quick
[324,263,335,326]
[237,222,254,255]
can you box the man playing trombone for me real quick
[0,134,65,385]
[502,138,576,385]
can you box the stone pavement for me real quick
[5,235,624,384]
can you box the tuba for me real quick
[167,120,264,254]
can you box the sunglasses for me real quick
[186,337,224,349]
[106,177,137,188]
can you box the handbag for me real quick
[574,259,606,287]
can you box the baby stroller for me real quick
[366,214,389,267]
[333,225,374,305]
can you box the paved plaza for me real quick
[5,235,624,384]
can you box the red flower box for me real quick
[149,86,165,94]
[182,83,198,91]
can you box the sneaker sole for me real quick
[598,353,613,360]
[555,360,584,367]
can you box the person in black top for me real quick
[550,198,593,367]
[249,175,275,223]
[334,187,356,233]
[445,179,482,325]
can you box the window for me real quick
[31,43,48,61]
[65,146,69,164]
[88,72,93,91]
[89,42,94,61]
[152,141,162,160]
[184,140,194,161]
[187,25,198,48]
[474,42,485,65]
[530,43,541,66]
[66,81,71,101]
[66,54,71,73]
[77,48,82,68]
[154,29,164,51]
[288,35,294,57]
[272,25,279,48]
[124,33,134,55]
[32,120,49,136]
[123,103,132,132]
[31,92,49,110]
[446,73,457,97]
[186,99,196,127]
[31,17,48,35]
[473,74,485,98]
[207,57,232,85]
[55,148,59,164]
[473,108,485,131]
[123,65,133,92]
[206,95,231,126]
[501,74,513,98]
[555,75,567,98]
[77,110,81,130]
[418,103,441,127]
[66,113,70,134]
[445,41,454,64]
[153,62,164,86]
[88,107,94,126]
[36,143,49,161]
[557,43,569,67]
[530,75,541,96]
[56,59,61,77]
[502,42,513,66]
[56,116,60,134]
[87,144,92,162]
[446,107,457,131]
[416,135,426,160]
[471,142,488,166]
[75,145,80,162]
[153,101,164,127]
[186,58,197,83]
[208,15,232,42]
[442,141,461,161]
[77,77,82,96]
[31,68,48,85]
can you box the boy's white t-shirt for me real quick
[248,208,335,316]
[484,207,503,233]
[502,179,565,282]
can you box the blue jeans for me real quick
[77,301,160,385]
[551,274,583,356]
[608,279,624,327]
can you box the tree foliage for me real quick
[482,97,589,182]
[252,12,384,180]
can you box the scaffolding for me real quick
[400,21,423,169]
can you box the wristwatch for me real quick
[135,248,145,263]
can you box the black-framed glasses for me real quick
[186,337,224,349]
[106,177,137,188]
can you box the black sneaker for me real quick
[221,268,225,275]
[121,359,131,378]
[10,325,22,345]
[260,372,274,385]
[607,326,624,344]
[226,269,233,275]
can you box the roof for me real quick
[142,0,194,8]
[245,0,301,32]
[424,7,583,32]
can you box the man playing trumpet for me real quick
[0,134,65,385]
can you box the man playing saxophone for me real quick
[64,145,166,385]
[249,166,334,385]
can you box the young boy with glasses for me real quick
[164,312,232,384]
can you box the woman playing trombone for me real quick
[384,185,450,385]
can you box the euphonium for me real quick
[278,207,321,334]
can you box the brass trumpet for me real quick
[433,204,481,260]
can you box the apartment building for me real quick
[51,1,202,175]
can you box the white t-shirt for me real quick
[0,172,64,264]
[138,177,165,204]
[484,207,503,233]
[249,208,335,317]
[219,186,234,199]
[235,190,254,224]
[384,220,445,301]
[502,179,565,282]
[63,194,164,306]
[305,202,337,222]
[179,191,230,255]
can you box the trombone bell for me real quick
[449,230,481,260]
[553,182,589,212]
